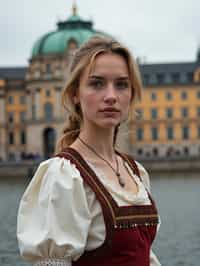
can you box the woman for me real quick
[17,36,161,266]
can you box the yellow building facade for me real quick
[131,60,200,159]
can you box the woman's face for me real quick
[75,52,132,130]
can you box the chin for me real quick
[96,120,120,129]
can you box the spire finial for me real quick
[72,1,77,15]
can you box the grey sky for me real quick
[0,0,200,66]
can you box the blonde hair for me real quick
[56,35,143,152]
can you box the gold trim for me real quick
[116,214,158,221]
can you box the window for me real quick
[8,95,14,104]
[156,73,165,84]
[197,91,200,99]
[183,147,189,155]
[34,70,40,78]
[171,72,180,83]
[20,95,26,104]
[21,131,26,145]
[9,132,14,145]
[153,147,159,156]
[166,108,173,118]
[135,109,143,119]
[46,64,51,74]
[181,107,188,118]
[151,92,157,101]
[181,91,188,100]
[32,104,36,120]
[46,90,51,97]
[151,127,158,140]
[166,91,173,100]
[182,126,189,140]
[143,74,150,84]
[187,72,193,82]
[137,149,143,155]
[136,128,143,141]
[55,69,61,77]
[8,112,14,123]
[68,39,78,50]
[151,108,158,119]
[167,126,174,140]
[197,107,200,117]
[44,102,53,121]
[20,112,26,122]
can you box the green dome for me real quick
[31,11,106,57]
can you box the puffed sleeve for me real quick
[136,161,162,266]
[17,157,92,266]
[135,160,151,191]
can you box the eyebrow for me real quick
[88,75,129,80]
[88,75,104,80]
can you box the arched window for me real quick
[44,102,53,121]
[153,147,159,156]
[43,127,56,158]
[68,39,78,50]
[137,149,143,155]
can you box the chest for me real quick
[89,159,140,195]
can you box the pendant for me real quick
[116,172,125,187]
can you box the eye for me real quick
[115,81,129,90]
[89,80,105,89]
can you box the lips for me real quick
[100,107,120,112]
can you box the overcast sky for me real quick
[1,0,200,67]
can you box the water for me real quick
[0,172,199,266]
[151,173,200,266]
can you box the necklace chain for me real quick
[78,136,125,187]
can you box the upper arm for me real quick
[17,157,91,263]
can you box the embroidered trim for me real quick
[116,214,159,220]
[34,258,70,266]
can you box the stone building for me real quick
[0,6,109,160]
[0,6,200,161]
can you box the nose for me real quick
[103,83,117,104]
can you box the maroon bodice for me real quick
[56,148,159,266]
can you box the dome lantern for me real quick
[72,1,77,16]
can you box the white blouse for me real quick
[17,157,161,266]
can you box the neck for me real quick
[78,126,116,162]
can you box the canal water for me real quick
[0,171,199,266]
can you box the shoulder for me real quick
[134,160,151,191]
[24,157,84,199]
[38,156,82,178]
